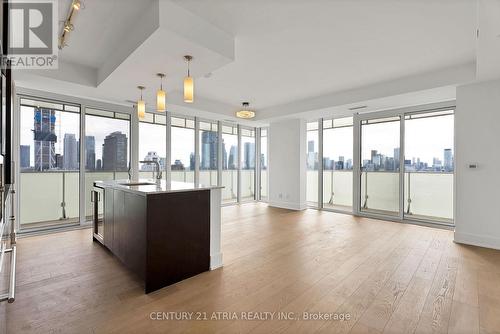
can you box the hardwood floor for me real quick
[4,203,500,334]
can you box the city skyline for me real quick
[307,139,454,172]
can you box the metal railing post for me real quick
[406,172,412,214]
[60,172,67,220]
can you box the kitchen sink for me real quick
[119,182,157,186]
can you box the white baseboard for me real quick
[454,231,500,250]
[268,200,307,211]
[210,252,223,270]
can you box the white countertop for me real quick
[94,179,223,195]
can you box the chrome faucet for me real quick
[139,160,162,180]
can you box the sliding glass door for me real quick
[359,116,401,217]
[354,105,455,225]
[322,117,353,212]
[85,109,130,222]
[403,110,454,223]
[19,98,81,231]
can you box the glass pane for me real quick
[222,127,238,203]
[241,130,255,201]
[404,112,454,223]
[323,121,353,211]
[306,122,319,206]
[199,122,218,186]
[142,113,154,123]
[138,122,166,179]
[360,116,400,216]
[85,113,130,222]
[20,103,80,230]
[155,114,166,125]
[85,108,114,118]
[21,98,63,110]
[171,116,185,127]
[260,129,268,200]
[171,126,195,183]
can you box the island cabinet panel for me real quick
[145,190,211,293]
[95,179,219,294]
[103,188,114,250]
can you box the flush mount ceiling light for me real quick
[183,55,194,103]
[59,0,85,49]
[156,73,166,112]
[236,102,255,119]
[137,86,146,120]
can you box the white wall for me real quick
[268,119,307,210]
[455,78,500,250]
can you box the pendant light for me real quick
[183,55,194,103]
[236,102,255,119]
[156,73,166,112]
[137,86,146,120]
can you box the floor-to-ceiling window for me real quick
[306,121,320,206]
[221,124,238,203]
[171,116,195,182]
[322,117,353,212]
[85,108,130,222]
[139,113,166,179]
[260,128,268,201]
[19,98,81,230]
[240,127,256,201]
[359,116,401,216]
[403,110,454,223]
[198,120,218,186]
[354,104,455,225]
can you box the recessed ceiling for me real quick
[174,0,476,109]
[16,0,478,122]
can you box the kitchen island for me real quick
[92,179,223,293]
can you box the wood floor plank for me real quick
[3,203,499,334]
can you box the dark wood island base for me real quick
[92,180,223,293]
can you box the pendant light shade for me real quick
[156,73,166,112]
[184,55,194,103]
[137,86,146,120]
[236,102,255,119]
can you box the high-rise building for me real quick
[201,131,218,170]
[394,148,400,163]
[141,151,159,171]
[308,140,314,153]
[33,107,57,171]
[20,145,30,169]
[85,136,96,170]
[63,133,78,170]
[244,142,255,169]
[190,152,195,171]
[444,148,453,171]
[102,131,128,171]
[228,146,237,169]
[222,140,228,170]
[171,159,184,170]
[96,159,102,170]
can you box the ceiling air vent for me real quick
[348,105,368,111]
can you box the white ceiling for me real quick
[58,0,154,69]
[15,0,482,122]
[174,0,476,109]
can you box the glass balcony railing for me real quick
[323,170,353,211]
[20,171,80,229]
[307,170,454,223]
[20,169,260,228]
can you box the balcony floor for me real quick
[3,203,500,333]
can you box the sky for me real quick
[21,105,453,170]
[307,113,454,166]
